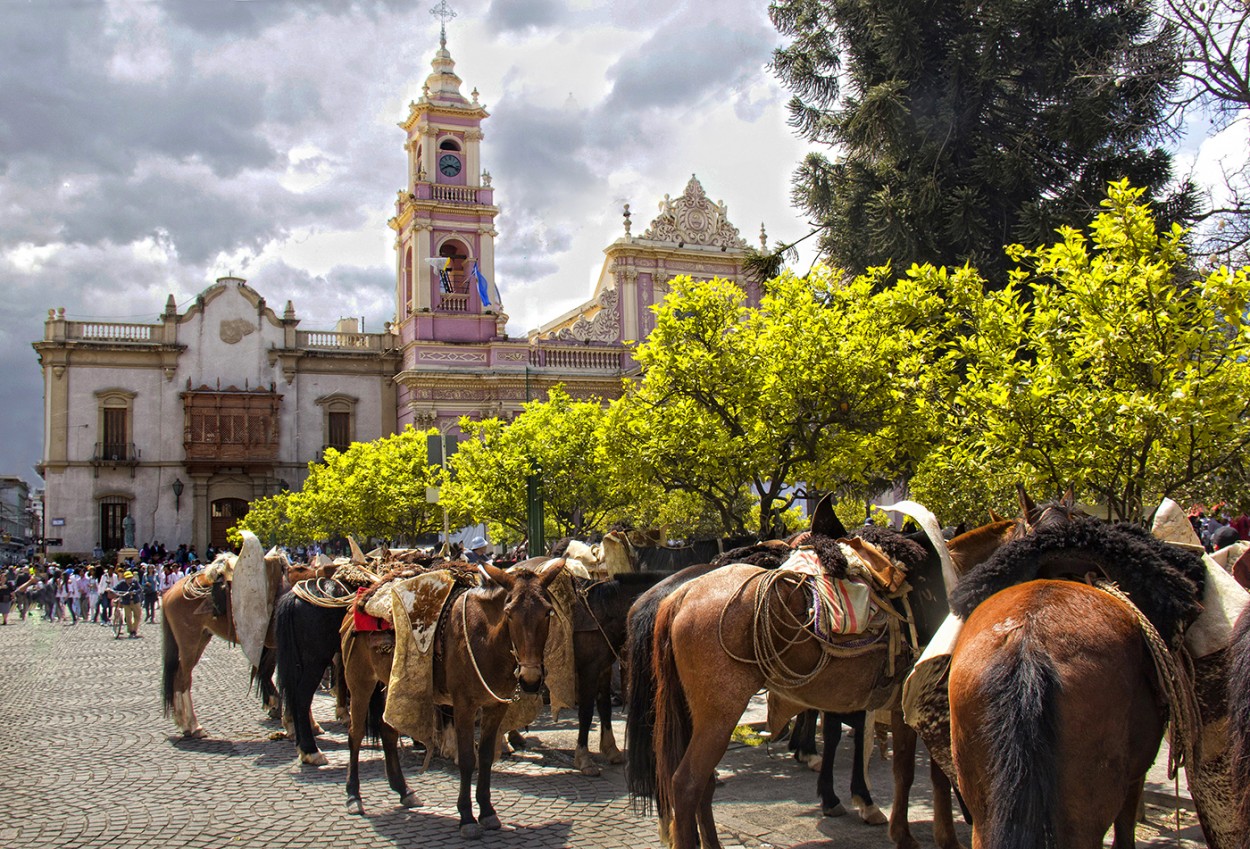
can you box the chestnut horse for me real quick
[630,506,955,849]
[161,534,288,737]
[340,562,565,839]
[1229,606,1250,848]
[946,515,1205,848]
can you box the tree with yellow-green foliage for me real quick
[444,386,631,544]
[909,180,1250,522]
[231,426,444,546]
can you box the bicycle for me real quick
[108,589,138,639]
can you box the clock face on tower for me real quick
[439,153,462,177]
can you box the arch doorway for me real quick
[210,498,249,552]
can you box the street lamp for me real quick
[172,478,184,511]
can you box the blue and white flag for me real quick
[474,262,501,308]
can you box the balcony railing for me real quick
[297,331,385,351]
[437,292,469,313]
[69,322,158,343]
[528,346,623,371]
[431,185,478,204]
[90,442,140,478]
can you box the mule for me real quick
[161,534,287,737]
[341,562,566,839]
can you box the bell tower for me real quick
[389,2,502,344]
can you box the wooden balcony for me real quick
[181,387,282,472]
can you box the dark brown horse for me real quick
[161,533,287,737]
[340,561,565,839]
[945,514,1206,848]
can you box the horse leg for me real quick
[817,712,845,816]
[792,709,822,771]
[843,711,886,825]
[258,645,281,719]
[669,715,735,849]
[343,647,373,815]
[333,653,349,723]
[888,709,926,849]
[476,705,507,832]
[174,631,212,738]
[1110,776,1145,849]
[293,666,328,766]
[574,666,601,776]
[380,711,420,809]
[455,702,483,839]
[930,759,966,849]
[597,668,623,764]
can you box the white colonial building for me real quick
[33,32,761,558]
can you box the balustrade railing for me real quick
[69,322,156,342]
[297,331,384,350]
[529,346,623,371]
[431,185,478,204]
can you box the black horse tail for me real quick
[624,592,660,812]
[979,636,1061,849]
[366,681,385,746]
[161,613,178,716]
[1229,606,1250,846]
[274,593,300,711]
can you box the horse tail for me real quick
[274,593,299,709]
[161,613,179,716]
[624,587,663,811]
[366,681,385,746]
[652,592,691,828]
[1229,607,1250,844]
[978,635,1061,848]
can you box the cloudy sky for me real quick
[1,0,1242,491]
[1,0,815,488]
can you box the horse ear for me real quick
[988,508,1004,522]
[1016,484,1038,524]
[539,560,566,588]
[1060,484,1076,508]
[811,493,848,539]
[479,562,513,590]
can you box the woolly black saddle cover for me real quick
[950,517,1206,642]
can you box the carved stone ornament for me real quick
[556,288,619,343]
[219,319,255,345]
[641,175,747,249]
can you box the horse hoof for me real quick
[336,707,349,723]
[400,791,421,808]
[184,727,207,739]
[459,823,482,840]
[804,753,823,772]
[299,750,328,767]
[345,798,363,815]
[480,814,501,830]
[507,730,527,750]
[860,806,888,826]
[824,803,848,817]
[580,763,601,777]
[605,750,625,765]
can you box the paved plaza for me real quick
[0,613,1207,849]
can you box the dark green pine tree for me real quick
[769,0,1196,282]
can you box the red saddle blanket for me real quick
[352,587,393,632]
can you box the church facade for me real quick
[32,34,760,558]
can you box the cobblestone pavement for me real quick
[0,614,1206,849]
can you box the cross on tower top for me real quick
[430,1,456,46]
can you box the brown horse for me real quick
[949,580,1165,848]
[945,513,1206,848]
[632,505,955,849]
[1229,606,1250,848]
[161,532,288,737]
[340,561,566,839]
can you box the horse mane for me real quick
[951,516,1206,642]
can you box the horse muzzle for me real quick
[515,662,545,694]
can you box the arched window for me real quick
[439,239,470,294]
[438,138,461,152]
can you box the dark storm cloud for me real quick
[485,0,564,35]
[245,260,393,327]
[487,100,597,211]
[163,0,412,36]
[601,21,773,116]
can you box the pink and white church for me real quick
[34,31,764,557]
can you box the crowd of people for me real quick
[0,544,209,637]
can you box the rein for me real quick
[460,592,517,705]
[576,579,624,667]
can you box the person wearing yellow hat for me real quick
[112,569,143,638]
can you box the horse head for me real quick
[479,561,566,694]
